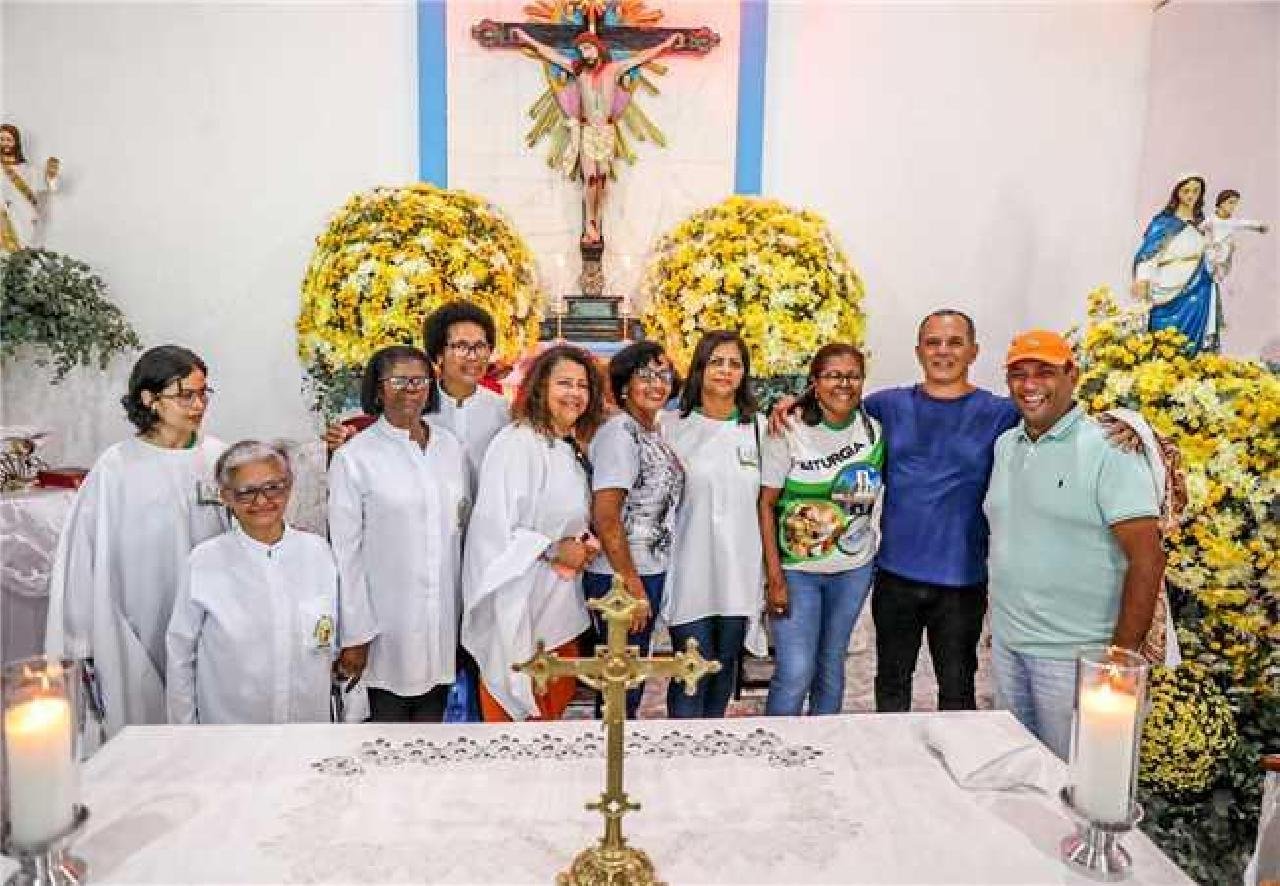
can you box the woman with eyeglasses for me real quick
[45,345,228,740]
[662,331,767,718]
[167,441,343,723]
[328,345,470,722]
[758,343,884,716]
[324,301,510,484]
[583,341,685,718]
[462,345,605,722]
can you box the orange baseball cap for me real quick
[1005,329,1073,368]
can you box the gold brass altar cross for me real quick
[515,579,721,886]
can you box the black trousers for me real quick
[367,684,451,723]
[872,569,987,712]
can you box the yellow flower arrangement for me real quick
[1071,287,1279,701]
[638,196,867,376]
[296,184,544,413]
[1139,663,1238,799]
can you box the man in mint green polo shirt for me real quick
[984,329,1165,760]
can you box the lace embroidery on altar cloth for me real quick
[310,727,825,777]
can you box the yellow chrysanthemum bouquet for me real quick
[1140,663,1238,799]
[296,184,544,413]
[638,196,867,378]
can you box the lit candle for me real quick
[4,695,77,846]
[1071,681,1138,823]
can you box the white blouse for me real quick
[461,424,592,720]
[662,412,768,655]
[165,525,338,724]
[328,417,470,697]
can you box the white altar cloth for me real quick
[0,487,73,663]
[4,712,1190,884]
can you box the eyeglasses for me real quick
[158,386,215,406]
[227,479,290,505]
[445,341,492,359]
[634,367,675,385]
[380,375,431,392]
[815,372,862,386]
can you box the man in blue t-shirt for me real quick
[864,310,1018,711]
[768,312,1139,712]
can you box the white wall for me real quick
[3,1,1275,468]
[1,0,417,465]
[1138,0,1279,358]
[763,2,1156,392]
[446,0,740,298]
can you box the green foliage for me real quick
[1138,736,1264,886]
[751,374,805,413]
[1,249,140,381]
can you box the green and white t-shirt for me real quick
[761,411,885,574]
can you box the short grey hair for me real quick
[214,440,292,489]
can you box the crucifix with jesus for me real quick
[473,1,718,262]
[515,580,720,886]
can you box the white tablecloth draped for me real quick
[0,487,73,663]
[2,712,1190,884]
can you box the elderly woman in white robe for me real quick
[462,345,605,722]
[328,345,470,723]
[166,441,341,724]
[45,345,226,740]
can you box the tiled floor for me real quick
[616,613,996,720]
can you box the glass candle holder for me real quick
[1069,645,1148,825]
[2,656,81,850]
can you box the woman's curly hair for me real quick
[513,345,605,440]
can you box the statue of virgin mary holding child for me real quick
[1131,174,1218,354]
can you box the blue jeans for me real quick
[765,563,874,716]
[582,571,664,719]
[667,616,748,719]
[991,635,1076,760]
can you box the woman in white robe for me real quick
[328,345,470,723]
[167,441,340,724]
[663,331,768,718]
[462,345,605,722]
[45,346,226,740]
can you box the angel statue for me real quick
[512,27,679,247]
[1,124,60,253]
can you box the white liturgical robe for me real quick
[44,436,228,738]
[165,525,339,724]
[328,417,469,697]
[661,412,768,655]
[432,383,510,483]
[461,424,592,720]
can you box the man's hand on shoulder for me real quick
[1096,412,1143,455]
[766,393,802,437]
[324,422,356,454]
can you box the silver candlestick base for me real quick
[3,805,89,886]
[1059,786,1143,881]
